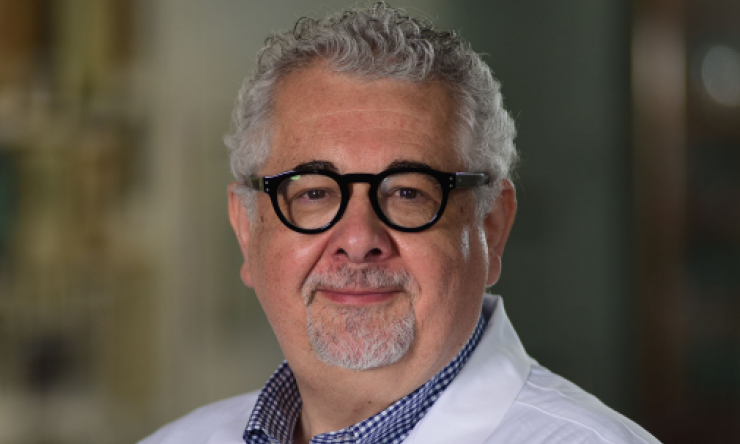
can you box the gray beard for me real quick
[302,265,417,370]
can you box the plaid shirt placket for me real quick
[245,314,486,444]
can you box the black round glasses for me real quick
[245,167,490,234]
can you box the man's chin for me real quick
[306,303,415,371]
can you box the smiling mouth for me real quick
[302,264,414,307]
[316,288,402,305]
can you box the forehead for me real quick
[265,65,460,174]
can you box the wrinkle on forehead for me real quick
[297,129,432,138]
[288,109,439,136]
[295,108,434,123]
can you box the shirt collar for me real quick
[244,313,487,444]
[402,294,532,444]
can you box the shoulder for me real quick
[137,391,260,444]
[490,364,660,444]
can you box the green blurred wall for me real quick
[448,0,635,414]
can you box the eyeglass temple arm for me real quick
[246,176,265,192]
[454,173,491,189]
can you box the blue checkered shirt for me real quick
[243,314,486,444]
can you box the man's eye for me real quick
[300,189,327,200]
[397,188,420,199]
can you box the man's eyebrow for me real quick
[292,160,432,173]
[293,161,338,172]
[387,160,433,170]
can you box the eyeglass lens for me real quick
[276,172,443,230]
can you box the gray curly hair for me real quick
[225,2,517,217]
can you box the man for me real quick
[140,3,660,444]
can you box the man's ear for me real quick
[483,179,517,286]
[228,183,254,287]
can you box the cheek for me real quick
[403,224,488,308]
[249,225,328,348]
[252,204,309,270]
[249,219,330,308]
[401,232,464,298]
[456,200,490,273]
[458,224,489,265]
[460,226,471,262]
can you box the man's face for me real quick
[229,65,513,379]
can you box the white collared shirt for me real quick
[404,295,661,443]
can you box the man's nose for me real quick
[326,184,394,263]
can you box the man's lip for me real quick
[316,289,401,305]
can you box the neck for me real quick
[291,360,430,444]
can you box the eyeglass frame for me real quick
[245,166,491,234]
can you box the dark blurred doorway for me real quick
[633,0,740,442]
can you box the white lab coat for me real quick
[139,295,661,444]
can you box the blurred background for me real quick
[0,0,738,442]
